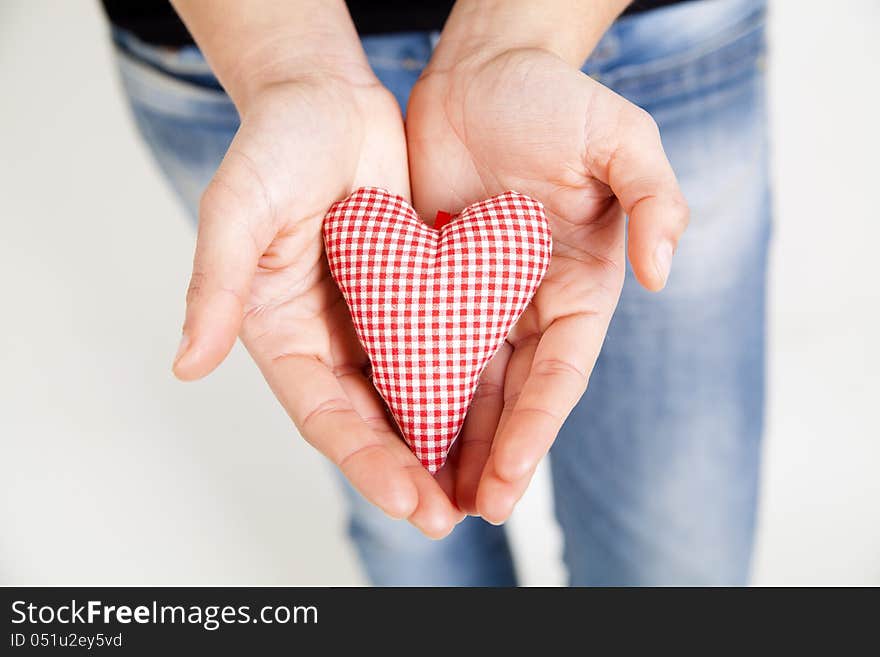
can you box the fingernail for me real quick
[173,333,191,369]
[654,240,674,286]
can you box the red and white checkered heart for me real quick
[323,187,552,473]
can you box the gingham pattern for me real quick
[324,188,552,473]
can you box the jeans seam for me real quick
[599,6,767,86]
[603,26,766,107]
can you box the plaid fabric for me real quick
[324,188,552,473]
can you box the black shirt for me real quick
[102,0,688,46]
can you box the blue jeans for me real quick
[114,0,770,586]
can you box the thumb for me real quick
[173,171,272,381]
[595,103,689,291]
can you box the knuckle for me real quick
[197,178,267,258]
[514,405,565,424]
[472,380,503,402]
[186,271,207,304]
[503,390,522,407]
[300,397,353,433]
[198,176,252,231]
[665,191,691,235]
[336,442,384,471]
[531,357,589,386]
[632,106,660,135]
[675,196,691,231]
[197,183,227,225]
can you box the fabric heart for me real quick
[323,187,552,473]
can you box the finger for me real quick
[472,337,536,523]
[173,153,275,381]
[408,466,466,539]
[427,443,469,535]
[334,366,420,464]
[495,335,540,442]
[591,100,689,291]
[434,448,459,502]
[454,344,511,514]
[476,464,537,526]
[492,314,600,481]
[473,337,535,524]
[477,313,608,523]
[336,368,464,536]
[261,353,419,520]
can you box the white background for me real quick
[1,0,878,585]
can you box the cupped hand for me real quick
[172,72,464,538]
[407,48,689,523]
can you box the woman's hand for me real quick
[407,43,689,523]
[170,0,464,538]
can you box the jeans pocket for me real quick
[115,46,238,126]
[597,2,768,112]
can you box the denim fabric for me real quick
[114,0,770,586]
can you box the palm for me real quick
[180,79,463,536]
[408,49,628,354]
[407,49,679,518]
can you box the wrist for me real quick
[170,0,376,113]
[225,36,377,114]
[428,0,628,73]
